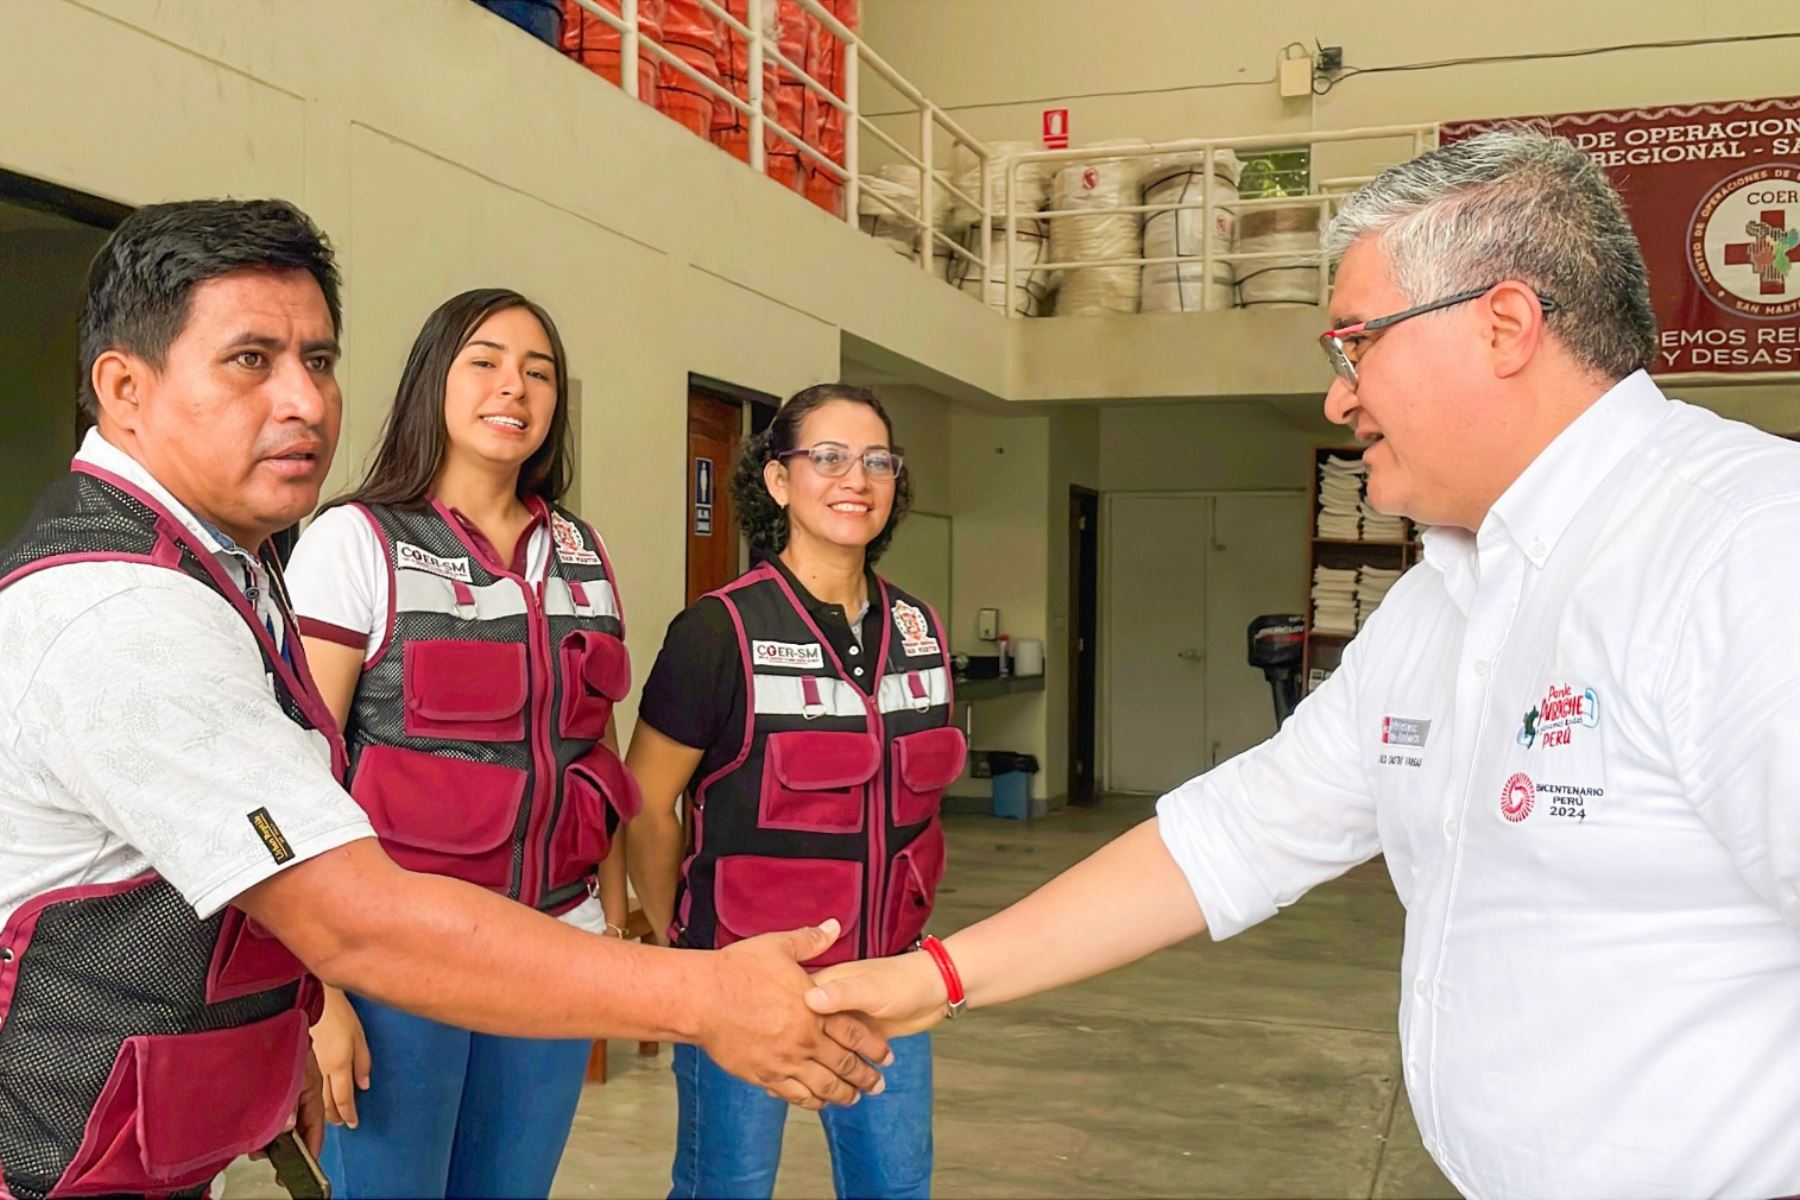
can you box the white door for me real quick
[1104,495,1211,793]
[1204,493,1311,767]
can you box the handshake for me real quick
[698,919,957,1108]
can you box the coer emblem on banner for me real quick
[1689,163,1800,320]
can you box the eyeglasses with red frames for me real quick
[775,442,905,481]
[1319,283,1560,389]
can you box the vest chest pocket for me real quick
[52,1007,309,1197]
[558,630,631,741]
[759,730,879,834]
[890,726,968,827]
[403,640,528,742]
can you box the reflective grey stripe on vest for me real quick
[751,666,950,718]
[394,569,621,623]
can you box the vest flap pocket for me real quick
[713,855,863,966]
[558,630,631,740]
[895,726,968,791]
[351,745,524,889]
[549,745,643,891]
[404,640,528,739]
[891,726,967,827]
[768,730,881,790]
[882,821,947,955]
[54,1008,308,1195]
[568,742,644,825]
[206,907,306,1004]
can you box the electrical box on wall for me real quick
[1279,54,1313,98]
[977,608,999,641]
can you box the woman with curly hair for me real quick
[625,383,966,1198]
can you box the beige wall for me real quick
[0,223,107,541]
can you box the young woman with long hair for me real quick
[626,383,966,1198]
[285,288,637,1197]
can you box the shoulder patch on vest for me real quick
[247,807,295,864]
[753,639,825,669]
[551,512,602,565]
[892,600,940,657]
[395,541,473,583]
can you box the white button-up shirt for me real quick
[1159,372,1800,1198]
[0,431,372,925]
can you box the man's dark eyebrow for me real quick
[301,338,341,357]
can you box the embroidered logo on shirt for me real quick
[551,513,601,566]
[1500,773,1536,823]
[892,600,940,657]
[395,541,473,583]
[753,640,825,669]
[1381,715,1431,747]
[247,807,296,864]
[1516,683,1600,748]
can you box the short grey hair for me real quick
[1325,130,1655,380]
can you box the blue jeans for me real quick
[319,994,589,1198]
[669,1033,933,1199]
[473,0,562,45]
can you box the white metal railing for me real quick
[563,7,1435,319]
[570,0,994,283]
[1000,125,1439,317]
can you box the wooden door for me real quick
[687,390,742,604]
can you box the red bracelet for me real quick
[918,935,966,1019]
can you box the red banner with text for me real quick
[1441,97,1800,375]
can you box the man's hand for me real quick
[695,919,894,1110]
[805,948,949,1039]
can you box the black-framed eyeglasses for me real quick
[776,442,905,481]
[1319,283,1560,389]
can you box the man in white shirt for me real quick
[0,199,885,1200]
[804,131,1800,1198]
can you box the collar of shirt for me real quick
[443,495,549,577]
[1420,370,1671,610]
[757,549,878,646]
[73,428,267,594]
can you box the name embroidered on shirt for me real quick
[247,807,295,864]
[752,640,825,669]
[892,600,940,657]
[551,513,602,565]
[395,541,473,583]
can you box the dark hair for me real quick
[732,383,912,564]
[337,289,572,510]
[77,198,342,419]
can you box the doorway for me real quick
[1102,491,1308,794]
[1067,485,1100,807]
[686,387,741,604]
[0,169,128,542]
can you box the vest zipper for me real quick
[865,702,888,959]
[522,580,559,907]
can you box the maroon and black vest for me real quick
[0,465,339,1200]
[675,560,967,963]
[341,501,639,913]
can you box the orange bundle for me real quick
[800,0,856,215]
[560,0,664,105]
[658,0,724,138]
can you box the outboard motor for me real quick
[1248,614,1306,726]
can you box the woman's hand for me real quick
[310,985,373,1129]
[804,950,949,1040]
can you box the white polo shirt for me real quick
[0,431,374,926]
[1158,371,1800,1199]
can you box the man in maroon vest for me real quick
[0,199,885,1200]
